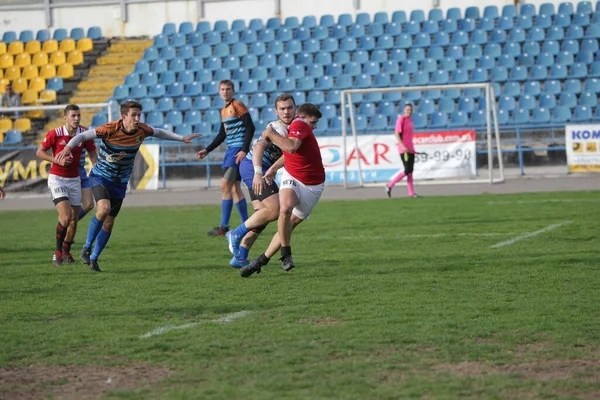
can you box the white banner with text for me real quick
[319,131,477,183]
[565,124,600,172]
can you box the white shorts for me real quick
[279,169,324,220]
[48,174,82,206]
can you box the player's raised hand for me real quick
[235,151,246,164]
[252,173,264,196]
[182,133,201,144]
[54,148,72,165]
[195,149,208,159]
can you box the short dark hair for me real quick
[404,102,413,108]
[63,104,80,116]
[120,100,143,115]
[219,80,235,91]
[297,103,322,119]
[274,93,296,108]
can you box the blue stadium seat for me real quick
[586,23,600,37]
[422,20,439,34]
[46,77,63,92]
[539,3,555,16]
[338,13,353,26]
[491,66,509,82]
[516,15,533,30]
[509,66,528,81]
[520,3,536,17]
[522,81,540,96]
[157,97,175,113]
[459,18,476,32]
[558,2,574,15]
[513,108,530,124]
[153,34,168,48]
[307,90,325,104]
[91,112,108,128]
[204,109,222,124]
[174,96,192,112]
[143,47,159,61]
[444,7,460,20]
[530,65,548,80]
[460,56,476,70]
[392,72,410,86]
[257,78,276,93]
[35,29,50,42]
[573,105,592,121]
[2,130,22,145]
[52,28,67,41]
[368,115,388,131]
[458,97,475,113]
[214,20,229,32]
[159,70,176,86]
[195,21,210,34]
[162,23,176,35]
[559,92,578,108]
[552,106,572,122]
[450,69,469,84]
[564,79,582,94]
[584,77,600,93]
[231,19,246,32]
[129,84,147,99]
[70,27,85,40]
[191,95,210,111]
[146,111,164,126]
[518,94,537,110]
[591,61,600,76]
[171,33,186,47]
[570,62,588,78]
[184,110,202,125]
[148,84,166,99]
[124,73,140,87]
[531,107,550,123]
[539,93,557,109]
[315,14,334,29]
[231,42,248,57]
[580,91,598,106]
[429,112,448,128]
[578,1,594,14]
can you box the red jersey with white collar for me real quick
[42,126,96,178]
[284,116,325,185]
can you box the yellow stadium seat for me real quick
[7,41,24,55]
[49,51,66,66]
[38,89,56,103]
[14,118,32,132]
[21,65,38,80]
[0,54,14,68]
[0,69,3,79]
[39,64,56,79]
[0,79,8,93]
[31,51,49,66]
[67,50,84,66]
[57,63,74,79]
[59,38,76,53]
[11,78,28,93]
[0,42,6,55]
[76,38,93,52]
[20,89,38,105]
[4,66,21,81]
[15,53,31,67]
[0,119,12,134]
[42,39,58,53]
[25,40,41,54]
[28,76,46,92]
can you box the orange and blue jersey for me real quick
[91,120,154,183]
[205,99,255,153]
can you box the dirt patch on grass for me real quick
[434,358,600,382]
[301,317,342,327]
[0,364,174,400]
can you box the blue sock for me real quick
[220,199,233,228]
[232,223,250,238]
[91,228,111,261]
[85,216,103,248]
[236,199,249,222]
[238,245,250,261]
[78,208,89,221]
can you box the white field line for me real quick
[318,233,513,240]
[488,199,600,205]
[139,311,251,339]
[491,222,572,249]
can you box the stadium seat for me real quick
[573,105,592,121]
[2,129,22,144]
[565,79,583,94]
[580,91,598,107]
[46,77,63,92]
[155,97,174,112]
[552,106,572,122]
[70,28,85,40]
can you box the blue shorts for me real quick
[79,167,91,189]
[223,147,242,169]
[239,157,256,190]
[89,171,128,200]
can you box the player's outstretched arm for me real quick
[264,128,302,154]
[54,129,97,164]
[36,144,71,167]
[197,123,226,159]
[152,127,200,143]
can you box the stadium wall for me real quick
[0,0,582,38]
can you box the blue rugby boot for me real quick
[229,255,249,269]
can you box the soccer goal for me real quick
[339,83,504,189]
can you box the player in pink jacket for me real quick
[386,103,418,198]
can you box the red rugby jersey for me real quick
[284,116,325,185]
[41,126,96,178]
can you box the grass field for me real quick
[1,190,599,399]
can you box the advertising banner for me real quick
[565,124,600,172]
[1,143,160,192]
[319,130,477,184]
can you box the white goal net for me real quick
[340,83,504,188]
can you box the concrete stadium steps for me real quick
[41,39,151,137]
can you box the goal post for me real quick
[2,101,115,128]
[340,83,504,188]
